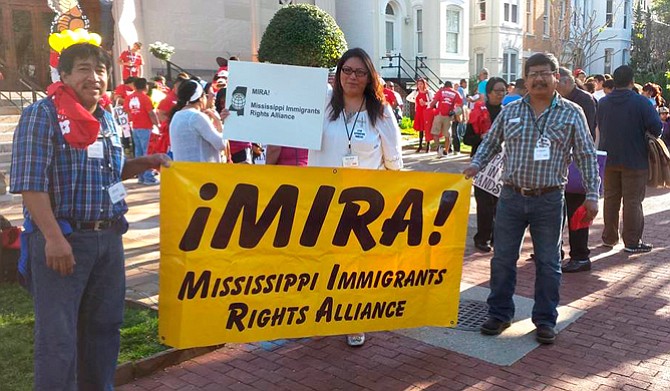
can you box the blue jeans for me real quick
[28,225,125,390]
[132,128,155,183]
[487,186,564,327]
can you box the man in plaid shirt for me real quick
[10,43,169,390]
[463,53,600,345]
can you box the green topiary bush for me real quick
[258,4,347,68]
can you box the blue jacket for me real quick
[597,88,662,170]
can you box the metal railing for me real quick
[379,54,443,92]
[0,57,46,110]
[165,60,191,83]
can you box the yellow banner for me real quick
[159,163,471,349]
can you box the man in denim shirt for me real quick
[10,43,169,390]
[463,53,600,344]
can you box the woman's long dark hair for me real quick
[169,79,202,120]
[329,48,385,127]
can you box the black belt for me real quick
[507,185,562,197]
[69,219,117,231]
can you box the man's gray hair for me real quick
[558,67,574,84]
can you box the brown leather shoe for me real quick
[480,317,511,335]
[536,325,556,344]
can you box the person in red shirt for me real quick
[153,74,190,155]
[118,42,144,80]
[123,77,160,185]
[113,77,136,105]
[430,81,463,154]
[412,78,432,152]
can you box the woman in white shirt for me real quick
[169,79,230,162]
[308,48,403,347]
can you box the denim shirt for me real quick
[10,98,128,222]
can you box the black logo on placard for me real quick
[229,86,247,116]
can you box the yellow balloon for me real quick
[61,30,77,49]
[72,28,86,43]
[48,33,64,52]
[88,33,102,46]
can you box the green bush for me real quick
[399,116,414,129]
[258,4,347,68]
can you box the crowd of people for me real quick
[9,36,670,389]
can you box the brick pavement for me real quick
[119,151,670,390]
[4,148,669,390]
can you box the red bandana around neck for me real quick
[46,81,100,149]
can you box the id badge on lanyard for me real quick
[534,136,551,161]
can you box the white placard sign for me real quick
[224,61,328,150]
[473,152,505,197]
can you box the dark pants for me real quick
[488,186,564,327]
[451,120,460,152]
[28,225,126,390]
[474,187,497,245]
[602,166,648,247]
[564,192,590,260]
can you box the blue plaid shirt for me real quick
[471,93,600,201]
[10,97,128,222]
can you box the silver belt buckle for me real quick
[520,187,533,196]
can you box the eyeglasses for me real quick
[341,66,369,78]
[526,71,555,79]
[492,88,506,94]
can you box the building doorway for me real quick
[0,0,101,90]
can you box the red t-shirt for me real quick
[123,91,154,129]
[119,50,143,79]
[432,87,463,116]
[113,84,133,102]
[157,91,177,113]
[383,88,397,107]
[98,92,112,109]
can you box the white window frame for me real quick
[476,53,484,74]
[606,0,613,28]
[623,0,630,29]
[415,7,424,55]
[526,0,534,34]
[543,0,550,37]
[504,1,519,24]
[443,5,462,55]
[385,2,400,54]
[502,49,519,82]
[604,48,613,74]
[477,0,486,22]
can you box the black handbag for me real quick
[462,124,480,146]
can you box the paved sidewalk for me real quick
[4,148,670,390]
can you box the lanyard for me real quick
[529,104,551,138]
[342,100,365,152]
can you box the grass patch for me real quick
[0,283,168,391]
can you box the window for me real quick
[476,53,484,73]
[526,0,534,33]
[624,0,630,29]
[504,2,519,23]
[385,3,395,53]
[543,0,550,36]
[416,8,423,54]
[477,0,486,21]
[622,48,629,64]
[503,50,519,82]
[446,8,460,53]
[606,0,613,27]
[559,1,565,26]
[604,48,613,74]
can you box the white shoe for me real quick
[346,333,366,347]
